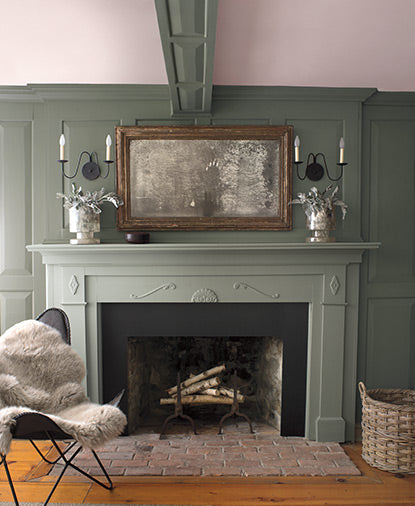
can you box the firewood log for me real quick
[218,386,244,401]
[202,388,221,396]
[172,376,220,397]
[160,394,234,405]
[202,387,245,402]
[218,387,245,402]
[167,364,226,395]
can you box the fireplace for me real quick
[101,303,308,436]
[28,241,379,442]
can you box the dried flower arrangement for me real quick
[290,185,348,219]
[57,183,123,214]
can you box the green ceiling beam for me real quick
[155,0,218,116]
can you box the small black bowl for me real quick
[124,232,150,244]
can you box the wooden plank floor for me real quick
[0,440,414,505]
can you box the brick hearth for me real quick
[51,423,360,478]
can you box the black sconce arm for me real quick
[295,152,347,182]
[59,151,112,180]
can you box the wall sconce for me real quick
[294,136,347,181]
[58,134,113,180]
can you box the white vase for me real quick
[305,209,336,243]
[69,207,100,244]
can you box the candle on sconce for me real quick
[294,135,300,162]
[59,134,65,161]
[106,135,112,161]
[339,137,345,164]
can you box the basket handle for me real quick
[358,381,366,398]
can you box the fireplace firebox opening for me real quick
[127,335,283,434]
[101,303,308,437]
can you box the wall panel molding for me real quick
[0,119,33,330]
[0,118,33,332]
[0,292,32,333]
[366,298,415,388]
[367,119,415,285]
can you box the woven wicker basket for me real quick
[359,382,415,473]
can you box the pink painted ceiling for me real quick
[1,0,414,91]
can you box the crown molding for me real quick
[29,84,171,101]
[1,84,415,107]
[212,85,378,103]
[0,84,171,102]
[364,91,415,106]
[0,86,42,102]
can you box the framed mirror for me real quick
[116,125,293,231]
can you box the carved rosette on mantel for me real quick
[191,288,218,303]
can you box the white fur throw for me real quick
[0,319,127,455]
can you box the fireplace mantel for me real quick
[28,242,379,442]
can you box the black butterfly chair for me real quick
[0,308,124,506]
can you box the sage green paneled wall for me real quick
[0,85,413,401]
[360,95,415,390]
[0,100,34,330]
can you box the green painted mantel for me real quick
[28,241,379,443]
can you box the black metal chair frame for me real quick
[0,308,118,506]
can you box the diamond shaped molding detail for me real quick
[69,275,79,296]
[330,275,340,296]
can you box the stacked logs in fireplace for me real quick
[160,364,253,435]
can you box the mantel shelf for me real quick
[28,242,380,267]
[29,241,379,252]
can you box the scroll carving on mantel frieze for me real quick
[130,283,176,300]
[191,288,219,303]
[68,275,79,296]
[233,282,280,300]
